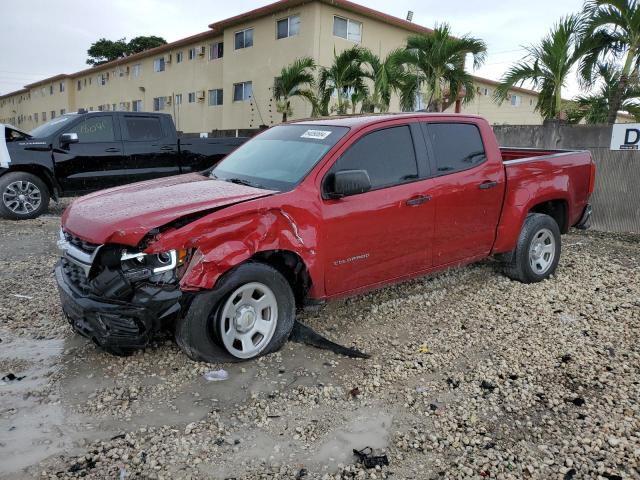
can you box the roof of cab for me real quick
[291,112,485,128]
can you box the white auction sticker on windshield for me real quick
[301,129,332,140]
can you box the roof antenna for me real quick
[406,10,414,22]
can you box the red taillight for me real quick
[588,161,596,196]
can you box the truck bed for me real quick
[492,146,595,254]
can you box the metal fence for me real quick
[493,123,640,233]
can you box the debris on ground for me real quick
[353,447,390,468]
[203,369,229,382]
[290,320,371,358]
[1,373,25,383]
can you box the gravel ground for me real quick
[0,210,638,480]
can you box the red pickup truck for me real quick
[55,114,595,362]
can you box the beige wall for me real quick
[1,1,557,132]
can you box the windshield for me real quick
[29,114,76,138]
[211,124,349,191]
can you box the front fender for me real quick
[147,207,317,292]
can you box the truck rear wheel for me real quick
[175,262,295,363]
[0,172,50,220]
[504,213,561,283]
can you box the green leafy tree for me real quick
[86,36,167,66]
[317,47,369,115]
[360,48,418,112]
[86,38,129,66]
[273,57,317,122]
[405,24,487,112]
[495,15,583,120]
[580,0,640,123]
[127,36,167,55]
[569,62,640,123]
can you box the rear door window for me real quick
[75,116,115,143]
[423,123,486,175]
[123,116,164,141]
[332,125,418,190]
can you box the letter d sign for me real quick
[610,123,640,150]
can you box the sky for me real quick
[0,0,585,97]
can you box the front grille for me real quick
[61,258,91,293]
[63,231,100,254]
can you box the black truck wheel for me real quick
[0,172,50,220]
[504,213,561,283]
[175,262,295,363]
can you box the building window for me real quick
[188,47,197,60]
[34,113,38,123]
[234,28,254,49]
[175,93,183,105]
[153,97,166,111]
[132,100,142,112]
[511,94,521,107]
[277,15,300,39]
[98,73,108,86]
[50,110,56,119]
[131,64,142,78]
[60,109,66,115]
[208,89,223,106]
[233,81,253,102]
[188,92,196,103]
[209,42,223,60]
[112,103,117,111]
[176,51,183,63]
[59,82,65,93]
[333,16,362,43]
[49,85,53,95]
[42,112,47,121]
[77,80,82,91]
[154,57,165,72]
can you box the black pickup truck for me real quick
[0,112,247,219]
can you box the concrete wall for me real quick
[493,123,640,233]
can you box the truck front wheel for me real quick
[504,213,561,283]
[175,262,295,363]
[0,172,50,220]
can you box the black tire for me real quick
[0,171,50,220]
[504,213,561,283]
[175,262,295,363]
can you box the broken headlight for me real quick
[120,249,187,281]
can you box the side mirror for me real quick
[60,132,79,146]
[328,169,372,198]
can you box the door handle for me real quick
[104,147,120,153]
[405,195,432,206]
[160,146,175,151]
[479,181,498,190]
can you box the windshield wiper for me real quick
[225,177,265,189]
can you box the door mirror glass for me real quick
[60,132,79,145]
[329,169,371,198]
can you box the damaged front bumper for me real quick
[55,260,184,350]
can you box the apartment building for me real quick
[0,0,546,133]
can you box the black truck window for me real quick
[75,116,115,143]
[334,125,418,189]
[424,123,486,175]
[123,116,164,141]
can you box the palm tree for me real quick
[273,56,317,122]
[580,0,640,123]
[405,24,487,112]
[495,15,583,120]
[360,48,418,112]
[317,47,369,115]
[569,62,640,123]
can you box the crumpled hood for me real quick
[62,173,276,246]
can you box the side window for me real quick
[75,116,115,143]
[123,116,164,141]
[425,123,486,174]
[333,125,418,190]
